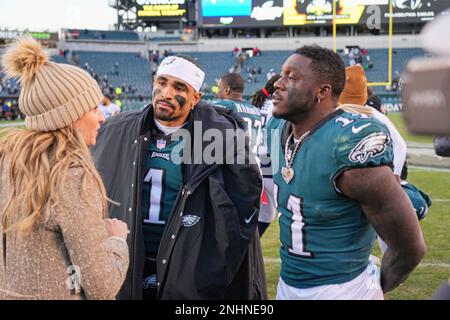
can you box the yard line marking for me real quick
[263,258,450,269]
[0,122,25,128]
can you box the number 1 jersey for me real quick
[266,110,393,289]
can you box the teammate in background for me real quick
[92,56,266,300]
[212,73,263,157]
[267,46,425,299]
[98,95,120,119]
[338,65,431,254]
[251,75,281,236]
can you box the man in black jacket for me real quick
[92,55,266,300]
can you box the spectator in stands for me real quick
[202,82,211,93]
[392,71,401,92]
[113,62,120,76]
[1,100,11,120]
[348,47,362,66]
[212,82,219,95]
[114,99,123,109]
[266,68,277,81]
[115,86,123,97]
[71,52,80,66]
[99,95,121,119]
[151,50,159,63]
[253,46,261,57]
[237,54,246,70]
[232,46,239,56]
[0,99,5,119]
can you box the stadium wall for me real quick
[150,35,422,53]
[61,39,148,57]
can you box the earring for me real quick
[317,96,321,103]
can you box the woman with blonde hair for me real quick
[0,38,129,300]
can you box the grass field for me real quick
[388,113,434,144]
[0,119,24,125]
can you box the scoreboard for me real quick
[136,0,187,21]
[198,0,449,28]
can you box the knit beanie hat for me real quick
[1,37,103,132]
[338,64,368,106]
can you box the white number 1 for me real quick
[287,195,313,257]
[143,168,165,225]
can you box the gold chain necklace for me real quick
[281,130,310,184]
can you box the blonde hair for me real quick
[0,126,108,234]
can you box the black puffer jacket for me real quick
[92,101,267,300]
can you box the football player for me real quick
[92,55,266,300]
[212,73,263,157]
[267,45,426,299]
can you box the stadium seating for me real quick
[53,51,152,97]
[182,48,427,96]
[0,72,19,98]
[1,48,427,103]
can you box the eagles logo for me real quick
[349,132,390,164]
[181,215,201,227]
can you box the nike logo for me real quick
[245,210,257,224]
[352,123,372,134]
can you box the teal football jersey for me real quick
[212,99,263,155]
[142,133,184,258]
[267,110,394,288]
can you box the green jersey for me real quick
[267,110,393,288]
[212,99,263,155]
[141,129,184,258]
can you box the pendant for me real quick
[281,166,294,184]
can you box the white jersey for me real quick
[259,99,277,223]
[370,108,407,176]
[99,102,120,119]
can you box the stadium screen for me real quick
[198,0,449,28]
[136,0,187,21]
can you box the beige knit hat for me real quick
[1,37,103,132]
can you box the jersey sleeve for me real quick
[333,118,394,175]
[265,117,284,157]
[373,111,407,176]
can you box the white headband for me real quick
[156,56,205,92]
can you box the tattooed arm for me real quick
[336,166,426,293]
